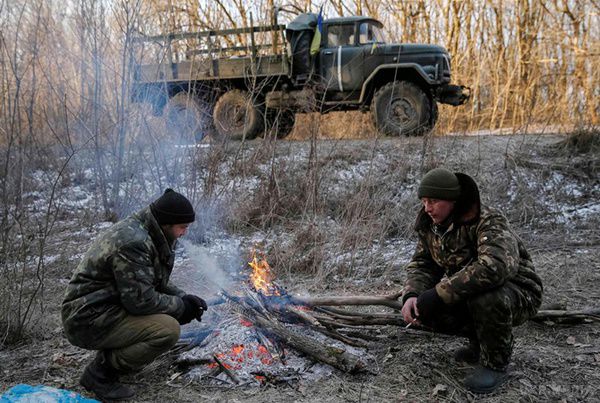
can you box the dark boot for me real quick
[463,365,507,394]
[80,351,135,401]
[454,339,480,364]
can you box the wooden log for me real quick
[226,290,367,372]
[283,305,323,327]
[312,305,600,327]
[291,293,403,310]
[250,313,366,373]
[315,307,406,323]
[311,310,404,326]
[531,308,600,323]
[314,326,368,348]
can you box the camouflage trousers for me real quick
[420,281,541,370]
[90,314,180,372]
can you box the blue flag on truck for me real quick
[310,6,323,56]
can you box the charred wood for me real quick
[225,290,366,372]
[213,354,240,384]
[250,313,366,373]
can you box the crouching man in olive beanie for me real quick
[400,168,543,394]
[62,189,207,401]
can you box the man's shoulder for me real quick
[478,205,508,223]
[100,214,151,249]
[472,206,516,236]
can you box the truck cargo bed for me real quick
[135,53,289,83]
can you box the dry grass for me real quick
[552,126,600,155]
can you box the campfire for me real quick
[140,244,600,389]
[165,248,406,387]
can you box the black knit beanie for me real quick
[150,189,195,225]
[417,168,461,201]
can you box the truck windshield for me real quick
[326,24,355,47]
[358,22,387,44]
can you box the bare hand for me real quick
[401,297,420,325]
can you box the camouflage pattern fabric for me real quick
[403,205,543,305]
[62,207,186,349]
[402,172,543,369]
[417,281,540,370]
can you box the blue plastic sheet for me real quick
[0,384,99,403]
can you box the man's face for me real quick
[421,197,455,224]
[162,223,190,240]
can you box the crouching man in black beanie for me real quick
[400,168,543,394]
[62,189,207,401]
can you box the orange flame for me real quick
[248,250,280,296]
[231,345,244,356]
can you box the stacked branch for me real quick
[288,294,600,326]
[223,288,367,373]
[168,292,598,378]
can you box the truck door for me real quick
[319,23,364,92]
[357,21,388,82]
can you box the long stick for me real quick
[531,308,600,322]
[213,354,240,384]
[292,293,403,310]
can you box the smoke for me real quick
[179,238,241,293]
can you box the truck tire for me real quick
[213,90,264,140]
[371,81,433,136]
[164,92,212,143]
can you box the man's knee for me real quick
[148,314,180,349]
[109,314,180,371]
[468,288,512,322]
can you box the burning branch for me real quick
[213,354,240,384]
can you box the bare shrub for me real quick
[266,220,327,278]
[226,157,309,231]
[553,126,600,156]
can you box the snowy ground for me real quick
[1,133,599,402]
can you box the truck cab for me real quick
[285,13,468,135]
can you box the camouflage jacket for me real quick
[61,207,186,348]
[402,173,543,305]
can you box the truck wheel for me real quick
[267,109,296,138]
[213,90,264,140]
[164,92,212,143]
[371,81,433,136]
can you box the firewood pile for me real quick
[143,250,600,387]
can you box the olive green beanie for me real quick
[417,168,461,200]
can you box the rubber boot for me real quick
[80,351,135,401]
[454,339,480,364]
[463,365,507,394]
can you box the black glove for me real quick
[178,294,208,325]
[416,288,444,321]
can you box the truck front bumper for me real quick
[436,84,470,106]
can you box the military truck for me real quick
[131,12,469,141]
